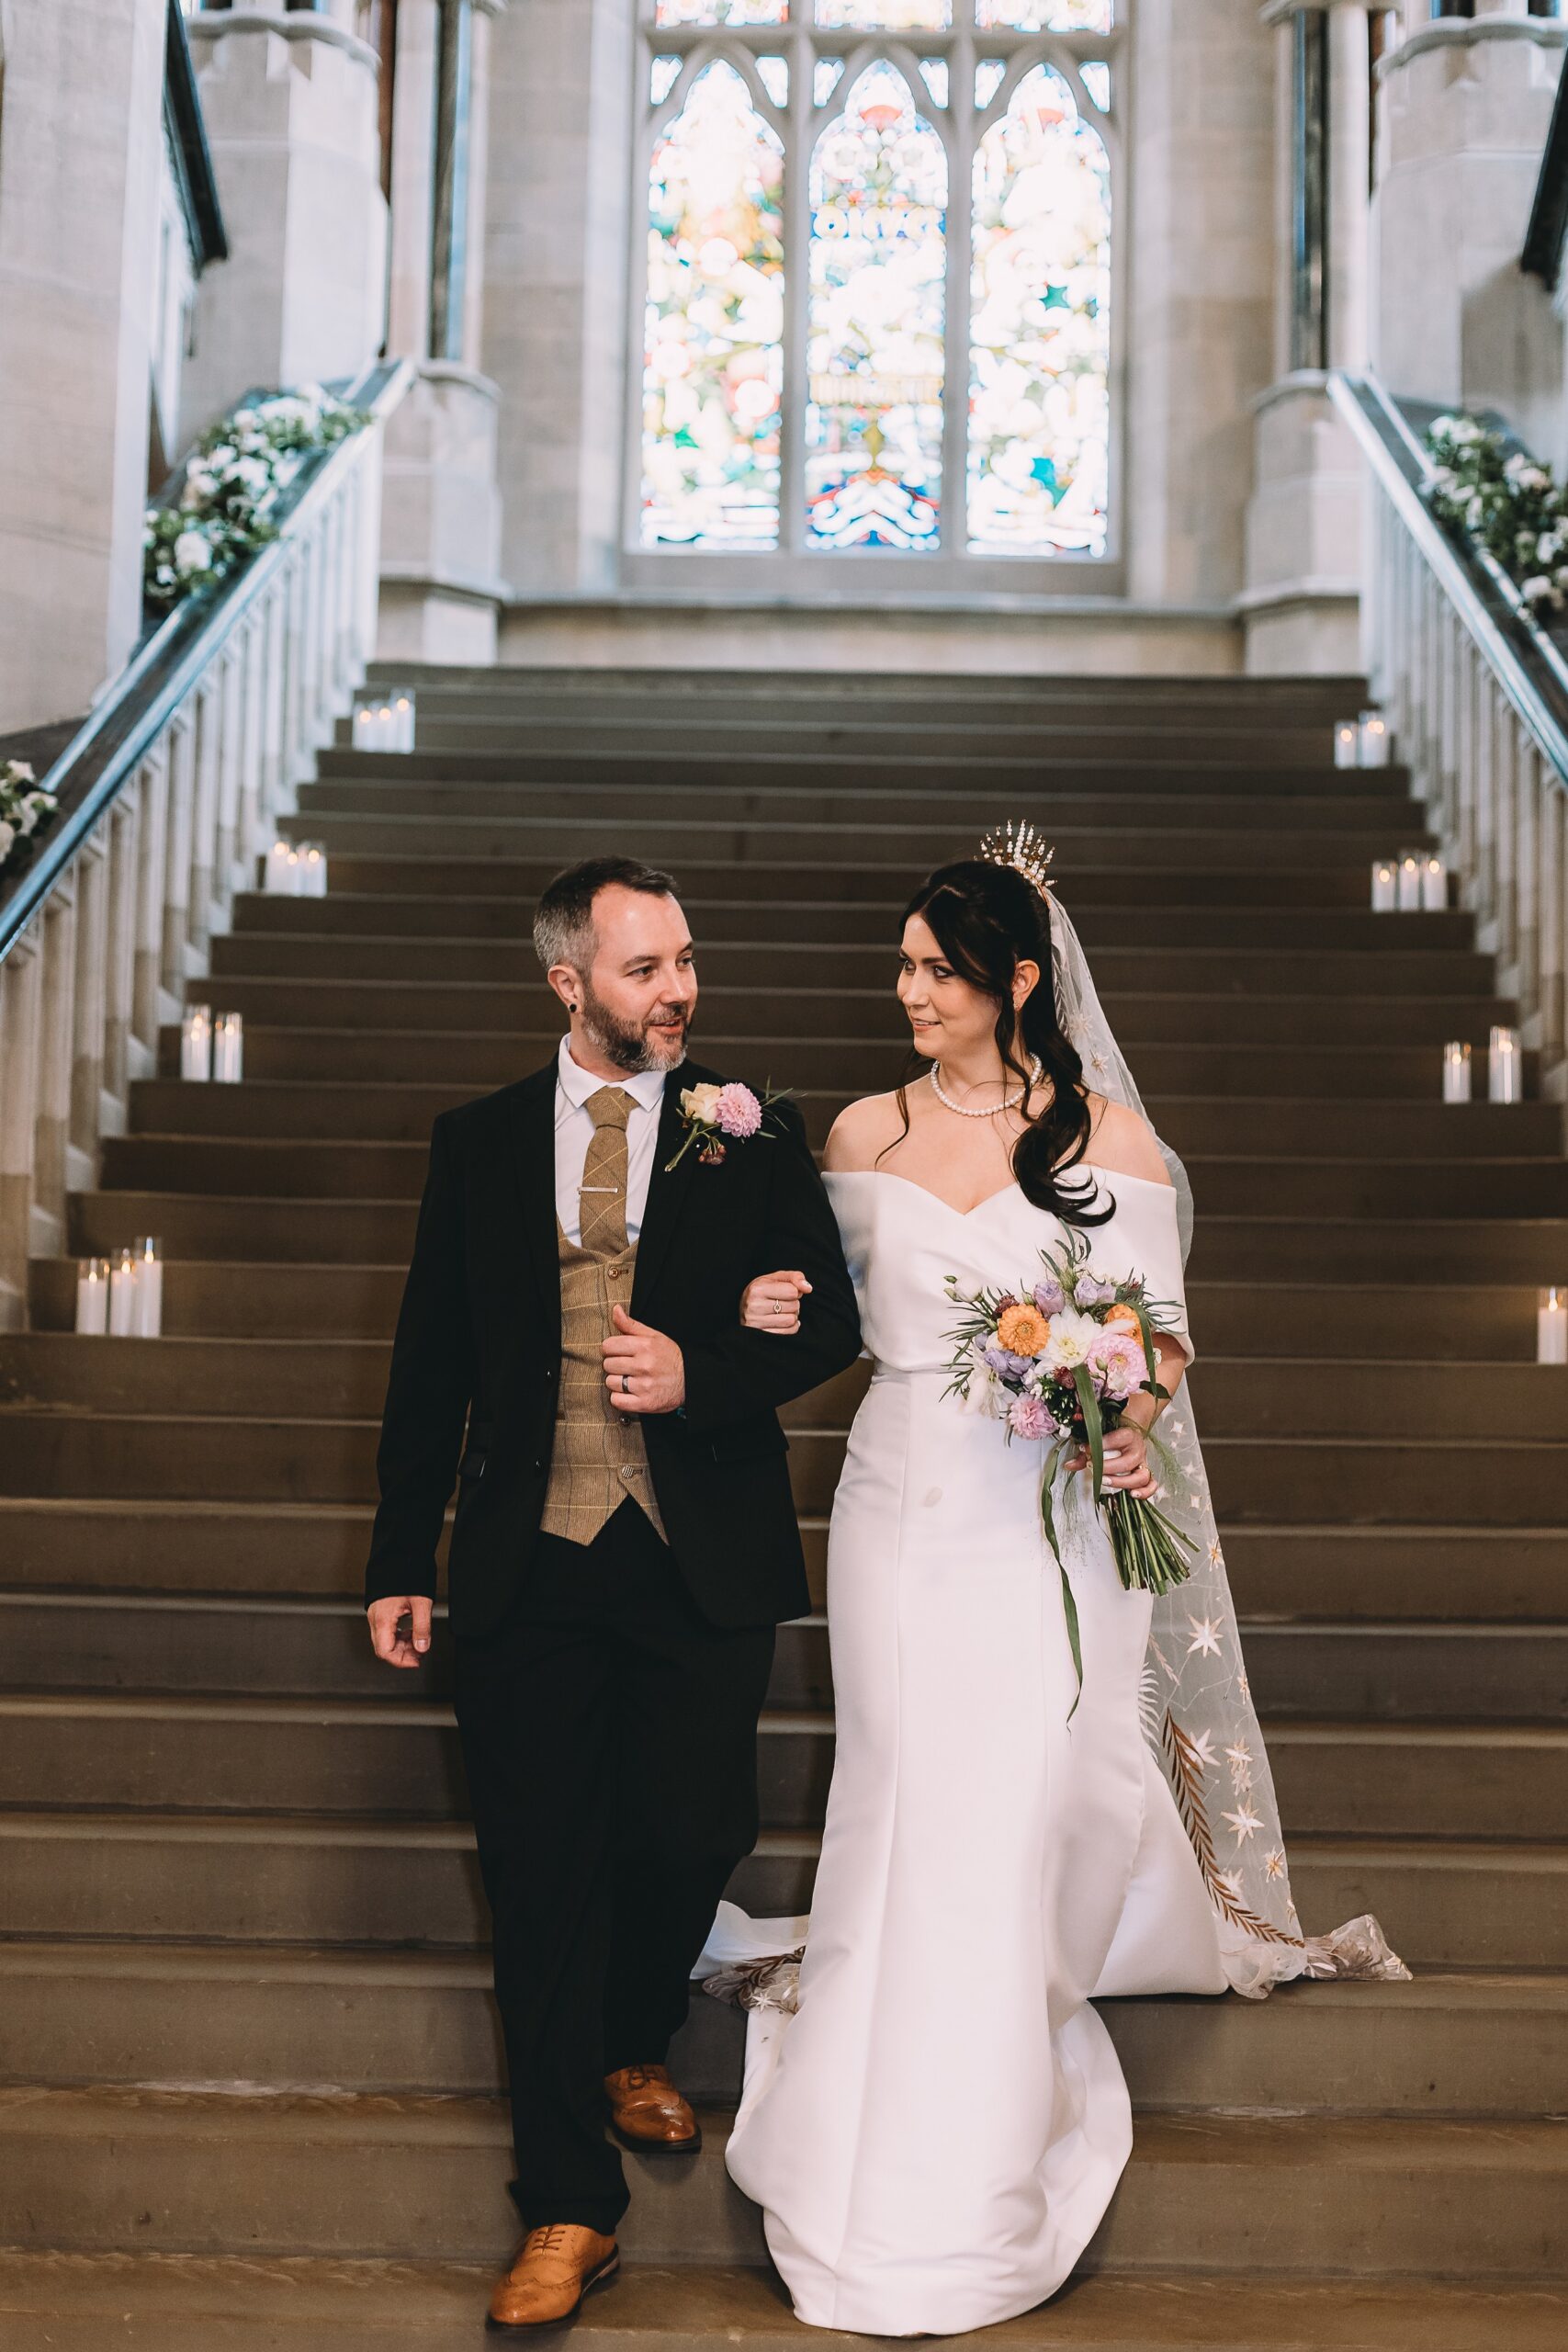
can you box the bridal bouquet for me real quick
[944,1229,1195,1714]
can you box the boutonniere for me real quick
[666,1080,791,1172]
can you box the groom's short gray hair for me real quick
[534,855,680,974]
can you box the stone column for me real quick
[376,0,508,665]
[1241,0,1371,675]
[1374,0,1565,448]
[181,3,389,434]
[0,0,168,732]
[480,0,637,598]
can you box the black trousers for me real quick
[451,1499,776,2234]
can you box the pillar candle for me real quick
[301,844,328,899]
[392,692,415,752]
[1396,852,1423,912]
[108,1247,139,1336]
[1489,1024,1522,1104]
[133,1237,164,1338]
[75,1258,109,1336]
[352,702,375,750]
[1358,712,1391,767]
[1334,720,1359,769]
[1371,859,1397,912]
[265,838,294,893]
[181,1005,212,1081]
[213,1012,244,1084]
[1540,1286,1568,1366]
[1441,1043,1472,1103]
[1421,855,1448,912]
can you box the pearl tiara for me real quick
[979,820,1055,901]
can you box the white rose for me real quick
[15,801,39,835]
[0,821,15,862]
[1522,575,1552,604]
[8,762,34,785]
[681,1082,723,1124]
[174,529,215,578]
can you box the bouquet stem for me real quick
[1101,1488,1195,1597]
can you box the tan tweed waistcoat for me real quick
[539,1225,668,1545]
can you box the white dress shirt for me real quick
[554,1038,668,1248]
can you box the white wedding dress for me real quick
[717,1167,1240,2337]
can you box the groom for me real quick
[364,855,861,2331]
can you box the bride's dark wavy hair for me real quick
[886,857,1113,1228]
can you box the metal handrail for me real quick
[1327,368,1568,790]
[0,357,411,967]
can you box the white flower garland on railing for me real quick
[1425,413,1568,621]
[143,383,367,609]
[0,760,61,881]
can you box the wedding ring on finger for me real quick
[620,1374,631,1395]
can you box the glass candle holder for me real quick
[133,1237,164,1338]
[1540,1285,1568,1366]
[1421,854,1449,912]
[265,838,294,893]
[1396,850,1423,912]
[1371,858,1397,912]
[1442,1042,1472,1102]
[180,1005,212,1081]
[1334,719,1360,769]
[1358,711,1392,767]
[75,1257,109,1335]
[299,842,328,899]
[213,1012,244,1084]
[108,1246,140,1337]
[1489,1023,1522,1103]
[389,687,416,752]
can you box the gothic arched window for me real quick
[633,0,1122,584]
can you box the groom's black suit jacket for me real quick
[364,1056,863,1637]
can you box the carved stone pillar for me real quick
[1242,0,1372,673]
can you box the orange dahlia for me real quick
[996,1302,1052,1358]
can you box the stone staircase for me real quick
[1,666,1564,2347]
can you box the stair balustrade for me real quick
[1331,368,1568,1115]
[0,359,411,1330]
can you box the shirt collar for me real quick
[556,1035,668,1118]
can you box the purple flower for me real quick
[715,1082,762,1139]
[1032,1278,1066,1316]
[1009,1394,1056,1441]
[1074,1272,1115,1308]
[983,1341,1032,1381]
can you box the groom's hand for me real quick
[604,1305,686,1415]
[367,1594,434,1668]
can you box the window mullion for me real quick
[779,17,812,555]
[941,25,976,562]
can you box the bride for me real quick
[701,835,1403,2338]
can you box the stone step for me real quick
[301,774,1424,831]
[1,2251,1562,2352]
[4,1494,1561,1622]
[99,1131,1568,1221]
[5,1589,1561,1719]
[4,1403,1564,1522]
[276,809,1436,872]
[72,1189,1568,1281]
[359,663,1362,712]
[277,855,1400,911]
[213,930,1495,1002]
[234,888,1480,952]
[0,1693,1559,1838]
[7,1333,1565,1443]
[0,2089,1560,2278]
[0,1807,1555,1967]
[0,1938,1557,2118]
[125,1077,1558,1164]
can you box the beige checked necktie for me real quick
[579,1087,635,1257]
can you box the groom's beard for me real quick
[576,983,691,1075]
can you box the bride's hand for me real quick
[740,1269,811,1334]
[1065,1423,1158,1498]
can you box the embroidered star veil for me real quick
[1049,885,1407,1996]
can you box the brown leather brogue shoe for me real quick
[486,2224,619,2332]
[604,2062,702,2155]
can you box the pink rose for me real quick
[1008,1393,1056,1442]
[1089,1330,1145,1400]
[715,1081,763,1139]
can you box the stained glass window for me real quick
[650,56,682,106]
[976,1,1113,28]
[968,63,1110,553]
[642,62,785,548]
[756,55,790,107]
[975,60,1008,110]
[816,1,951,28]
[654,0,788,25]
[807,62,946,549]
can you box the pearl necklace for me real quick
[929,1060,1043,1119]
